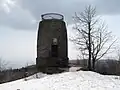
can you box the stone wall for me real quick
[36,19,68,68]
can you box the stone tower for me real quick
[36,13,68,70]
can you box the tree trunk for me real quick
[88,22,92,70]
[92,58,95,71]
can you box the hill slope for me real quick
[0,69,120,90]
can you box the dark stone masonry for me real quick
[36,13,69,72]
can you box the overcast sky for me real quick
[0,0,120,68]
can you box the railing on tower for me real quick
[41,13,64,20]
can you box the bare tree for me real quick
[0,58,8,71]
[70,5,116,70]
[115,46,120,61]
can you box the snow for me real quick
[0,68,120,90]
[69,66,81,72]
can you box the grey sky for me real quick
[0,0,120,68]
[1,0,120,29]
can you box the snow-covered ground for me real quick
[0,67,120,90]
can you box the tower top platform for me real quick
[41,13,64,20]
